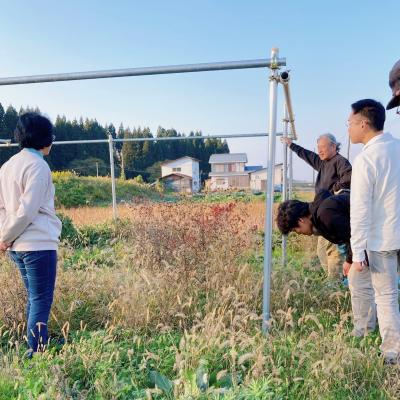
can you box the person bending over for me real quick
[276,190,376,337]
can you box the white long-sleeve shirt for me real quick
[350,132,400,262]
[0,148,62,251]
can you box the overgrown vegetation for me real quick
[53,171,168,207]
[188,190,283,203]
[52,172,278,208]
[0,201,396,399]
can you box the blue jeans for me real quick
[9,250,57,352]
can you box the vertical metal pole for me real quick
[108,134,117,220]
[288,147,293,199]
[96,161,99,178]
[262,48,280,333]
[282,105,289,267]
[346,136,351,160]
[312,148,316,185]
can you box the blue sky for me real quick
[0,0,399,180]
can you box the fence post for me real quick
[108,134,118,220]
[288,150,293,199]
[262,48,280,333]
[282,105,289,266]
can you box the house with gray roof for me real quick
[208,153,282,191]
[208,153,251,190]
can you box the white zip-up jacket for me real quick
[350,132,400,262]
[0,148,62,251]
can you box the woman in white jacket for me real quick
[0,113,62,356]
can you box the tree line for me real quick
[0,103,229,181]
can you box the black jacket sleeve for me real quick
[332,156,352,193]
[289,143,322,171]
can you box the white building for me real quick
[208,153,249,190]
[249,164,283,191]
[208,152,283,191]
[160,156,200,193]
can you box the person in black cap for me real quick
[387,59,400,111]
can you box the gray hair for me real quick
[317,133,341,152]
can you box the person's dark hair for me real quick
[276,200,310,235]
[14,112,54,150]
[351,99,385,131]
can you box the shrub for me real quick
[133,174,144,184]
[52,172,165,207]
[58,213,79,243]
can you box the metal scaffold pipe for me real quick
[0,59,286,86]
[0,132,284,148]
[114,132,284,142]
[108,134,117,220]
[262,47,280,333]
[282,105,289,267]
[289,149,293,199]
[279,71,297,140]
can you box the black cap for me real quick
[387,59,400,110]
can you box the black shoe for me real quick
[23,349,34,360]
[383,355,399,365]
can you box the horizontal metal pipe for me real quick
[0,58,286,86]
[54,139,108,145]
[113,132,283,142]
[0,143,17,148]
[0,132,283,147]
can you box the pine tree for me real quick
[0,101,231,176]
[141,127,154,169]
[0,103,5,137]
[121,128,137,178]
[3,105,18,137]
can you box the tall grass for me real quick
[0,201,397,399]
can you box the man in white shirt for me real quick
[348,98,400,363]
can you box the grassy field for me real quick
[52,171,288,209]
[0,196,397,399]
[52,172,171,207]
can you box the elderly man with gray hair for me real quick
[281,133,352,280]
